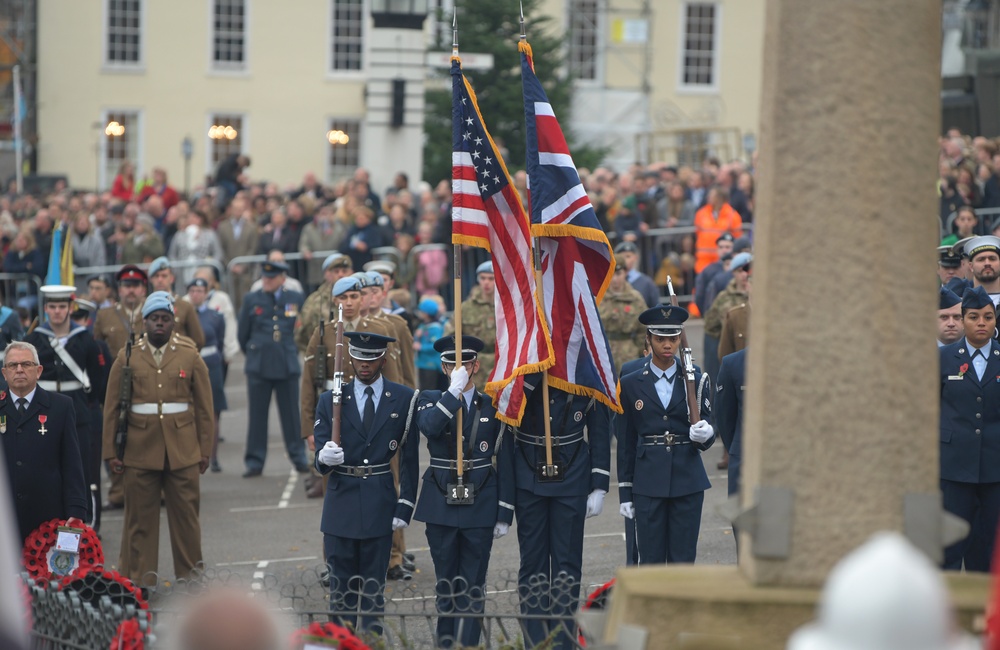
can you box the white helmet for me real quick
[787,532,975,650]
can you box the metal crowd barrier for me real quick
[942,206,1000,238]
[0,272,42,316]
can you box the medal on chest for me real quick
[38,414,48,435]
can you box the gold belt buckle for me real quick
[665,432,675,445]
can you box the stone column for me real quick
[739,0,943,586]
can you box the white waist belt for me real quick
[38,380,83,392]
[131,403,189,415]
[200,346,219,357]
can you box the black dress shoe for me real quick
[402,558,416,572]
[304,476,324,499]
[210,459,222,473]
[242,468,263,478]
[403,552,415,562]
[386,566,412,581]
[102,501,123,511]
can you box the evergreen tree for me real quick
[423,0,603,186]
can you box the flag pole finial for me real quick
[452,11,459,58]
[519,1,526,42]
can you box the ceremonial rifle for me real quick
[666,276,700,423]
[314,313,328,400]
[330,304,345,446]
[115,336,133,460]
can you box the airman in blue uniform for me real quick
[617,351,650,566]
[237,261,309,477]
[617,304,714,565]
[512,372,611,649]
[414,335,515,648]
[940,285,1000,571]
[313,331,420,634]
[715,348,746,499]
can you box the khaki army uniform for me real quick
[102,332,214,584]
[457,286,496,390]
[295,282,333,354]
[94,304,144,357]
[704,278,749,339]
[599,283,648,374]
[718,303,750,360]
[371,310,416,388]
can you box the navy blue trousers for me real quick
[941,479,1000,572]
[515,489,586,650]
[324,533,393,634]
[634,491,704,564]
[425,524,494,648]
[244,374,307,471]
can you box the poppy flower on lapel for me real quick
[959,363,970,377]
[179,369,186,379]
[0,391,7,401]
[254,306,264,315]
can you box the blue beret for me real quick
[365,271,384,287]
[332,277,362,297]
[962,285,994,311]
[322,253,346,271]
[350,272,370,288]
[148,256,171,276]
[729,252,753,272]
[476,261,494,275]
[939,286,962,310]
[142,291,175,317]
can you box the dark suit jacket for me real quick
[715,349,745,496]
[238,289,304,380]
[313,379,419,539]
[413,389,515,529]
[1,386,87,542]
[940,339,1000,483]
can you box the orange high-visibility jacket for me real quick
[694,203,743,273]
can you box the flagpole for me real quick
[452,12,466,484]
[13,64,23,195]
[520,6,557,476]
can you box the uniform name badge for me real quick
[48,527,82,578]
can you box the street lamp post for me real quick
[181,136,193,197]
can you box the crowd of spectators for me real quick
[939,127,1000,241]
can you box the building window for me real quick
[680,2,718,88]
[208,115,244,168]
[430,0,454,50]
[568,0,599,81]
[212,0,247,70]
[103,111,139,189]
[330,0,364,72]
[327,119,361,181]
[106,0,142,65]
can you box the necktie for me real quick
[363,386,375,434]
[16,397,26,415]
[153,348,163,367]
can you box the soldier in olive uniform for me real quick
[458,262,497,391]
[601,254,648,374]
[147,257,205,349]
[296,253,353,353]
[703,252,751,383]
[362,271,416,389]
[103,291,214,585]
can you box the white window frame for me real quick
[102,0,146,72]
[676,1,721,95]
[326,0,369,79]
[428,0,455,51]
[326,117,363,184]
[567,0,603,85]
[204,112,249,179]
[208,0,251,75]
[99,108,143,191]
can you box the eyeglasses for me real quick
[4,361,36,370]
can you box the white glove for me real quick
[392,517,408,531]
[448,365,470,397]
[620,502,635,520]
[585,489,607,518]
[689,420,714,444]
[493,522,510,539]
[317,441,344,466]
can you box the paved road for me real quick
[98,320,736,630]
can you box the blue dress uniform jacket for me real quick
[617,361,714,504]
[513,373,612,497]
[940,339,1000,483]
[620,354,650,379]
[237,289,304,380]
[2,387,87,542]
[414,390,515,528]
[313,380,419,538]
[715,350,746,496]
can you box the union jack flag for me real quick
[520,41,621,412]
[450,57,553,426]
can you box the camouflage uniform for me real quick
[600,283,648,374]
[456,286,496,391]
[704,278,750,339]
[295,281,333,354]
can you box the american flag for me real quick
[520,42,622,413]
[450,57,554,426]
